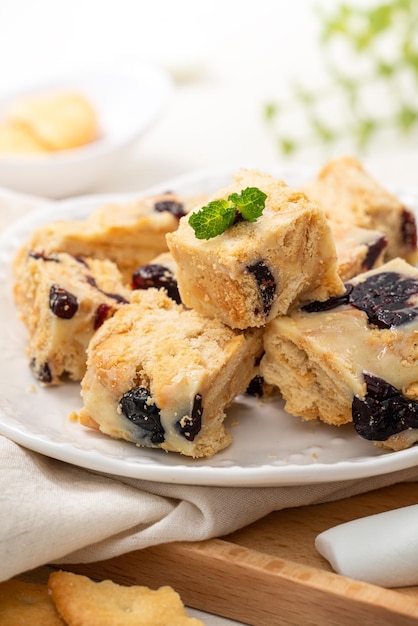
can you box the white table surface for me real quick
[1,1,418,624]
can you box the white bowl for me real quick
[0,66,172,198]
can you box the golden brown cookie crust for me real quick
[0,579,64,625]
[48,571,204,626]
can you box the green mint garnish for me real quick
[228,187,267,221]
[188,199,235,240]
[189,187,267,240]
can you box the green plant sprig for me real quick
[264,0,418,157]
[189,187,267,240]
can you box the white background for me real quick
[2,0,415,194]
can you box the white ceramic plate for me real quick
[1,165,418,486]
[0,66,172,198]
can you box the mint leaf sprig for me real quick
[189,186,267,240]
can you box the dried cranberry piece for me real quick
[302,286,353,313]
[30,358,52,384]
[352,373,418,441]
[28,250,59,263]
[349,271,418,328]
[94,303,112,330]
[49,284,78,319]
[401,208,417,249]
[119,387,165,444]
[131,264,181,304]
[154,199,186,219]
[247,260,276,317]
[85,275,129,304]
[176,393,203,441]
[232,211,245,225]
[362,235,387,271]
[302,271,418,328]
[73,255,89,268]
[246,375,265,397]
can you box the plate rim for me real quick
[2,416,418,486]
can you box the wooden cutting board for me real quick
[37,481,417,626]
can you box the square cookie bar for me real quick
[14,250,131,385]
[303,156,418,264]
[16,191,204,282]
[260,258,418,451]
[167,169,344,329]
[77,288,263,457]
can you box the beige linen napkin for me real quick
[2,435,418,583]
[0,187,418,587]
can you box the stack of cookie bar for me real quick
[13,157,418,457]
